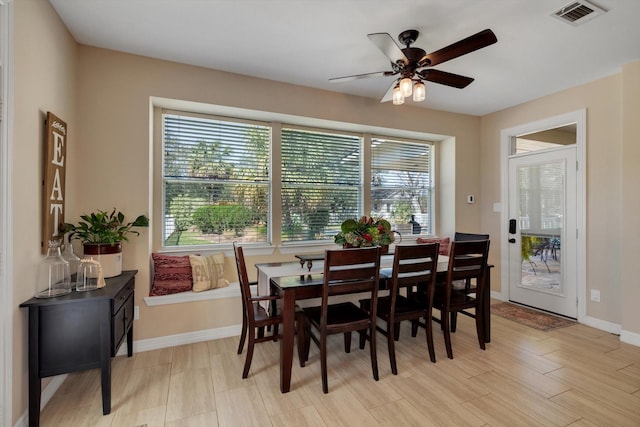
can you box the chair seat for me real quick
[433,288,478,309]
[303,302,369,332]
[360,295,424,319]
[252,302,281,325]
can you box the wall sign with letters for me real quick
[42,112,67,253]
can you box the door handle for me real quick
[509,238,516,243]
[509,219,517,234]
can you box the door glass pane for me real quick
[518,161,563,294]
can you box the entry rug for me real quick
[491,302,575,331]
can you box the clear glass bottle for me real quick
[35,240,71,298]
[61,239,81,285]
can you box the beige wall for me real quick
[621,61,640,336]
[72,45,483,342]
[12,0,77,423]
[480,71,636,331]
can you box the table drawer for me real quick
[112,290,134,356]
[113,278,134,314]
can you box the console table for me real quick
[20,270,137,427]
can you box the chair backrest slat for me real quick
[322,247,381,317]
[446,240,490,290]
[393,244,439,289]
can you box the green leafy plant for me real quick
[62,209,149,245]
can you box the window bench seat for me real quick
[144,282,257,306]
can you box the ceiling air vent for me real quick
[552,0,606,26]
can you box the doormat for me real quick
[491,302,575,331]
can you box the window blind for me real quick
[370,137,433,235]
[162,113,270,246]
[281,128,362,242]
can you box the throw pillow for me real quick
[189,252,229,292]
[416,237,450,256]
[150,253,193,296]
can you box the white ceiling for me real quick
[49,0,640,116]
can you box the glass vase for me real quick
[35,240,72,298]
[61,240,81,284]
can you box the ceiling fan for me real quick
[330,28,497,104]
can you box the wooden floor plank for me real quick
[37,312,640,426]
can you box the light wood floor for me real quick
[40,305,640,426]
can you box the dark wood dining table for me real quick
[257,258,493,393]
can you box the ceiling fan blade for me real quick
[367,32,408,65]
[418,69,474,88]
[380,80,397,103]
[421,29,497,67]
[329,71,395,83]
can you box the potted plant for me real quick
[62,209,149,277]
[334,215,395,252]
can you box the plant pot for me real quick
[83,243,122,278]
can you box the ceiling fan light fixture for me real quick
[392,85,404,105]
[413,81,426,102]
[400,77,413,97]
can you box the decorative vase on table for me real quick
[35,240,71,298]
[334,216,395,252]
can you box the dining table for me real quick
[256,253,493,393]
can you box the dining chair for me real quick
[296,246,381,393]
[449,232,490,332]
[359,243,440,373]
[233,242,282,378]
[431,239,490,359]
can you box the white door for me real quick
[508,146,577,318]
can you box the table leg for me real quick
[100,304,112,415]
[484,267,492,343]
[28,309,41,427]
[280,289,295,393]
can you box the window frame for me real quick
[154,107,437,252]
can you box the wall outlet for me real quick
[134,305,140,320]
[590,289,601,302]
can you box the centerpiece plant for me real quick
[334,216,395,249]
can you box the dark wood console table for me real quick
[20,270,137,427]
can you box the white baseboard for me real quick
[490,290,506,301]
[620,329,640,347]
[116,323,242,356]
[581,315,622,335]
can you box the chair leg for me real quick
[475,307,486,351]
[450,312,458,332]
[358,329,366,349]
[344,332,352,353]
[425,311,436,363]
[242,334,255,379]
[320,333,329,394]
[411,320,419,337]
[387,322,398,375]
[394,322,401,341]
[273,324,279,341]
[369,325,379,381]
[237,311,247,355]
[442,309,454,359]
[257,326,265,339]
[296,312,310,367]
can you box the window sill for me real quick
[143,282,257,306]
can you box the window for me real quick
[370,137,433,235]
[158,108,436,249]
[162,113,270,247]
[281,128,362,242]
